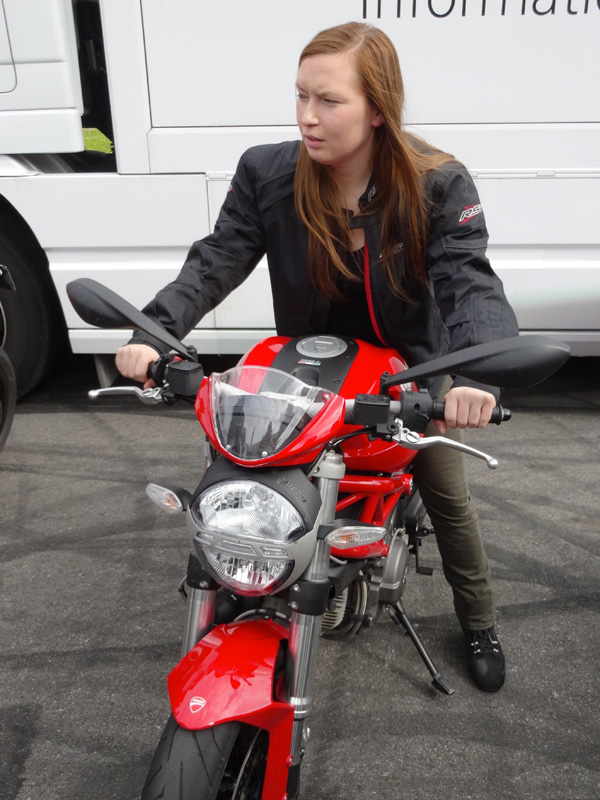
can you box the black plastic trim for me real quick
[271,336,359,392]
[287,578,330,616]
[186,553,219,590]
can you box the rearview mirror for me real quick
[66,278,195,361]
[381,335,570,391]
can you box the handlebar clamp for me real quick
[351,394,391,426]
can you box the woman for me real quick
[116,22,518,692]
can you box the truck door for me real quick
[0,1,16,94]
[0,0,84,153]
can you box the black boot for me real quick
[462,626,506,692]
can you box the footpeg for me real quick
[409,527,434,576]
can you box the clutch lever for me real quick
[88,386,164,405]
[393,422,499,470]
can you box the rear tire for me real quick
[140,715,269,800]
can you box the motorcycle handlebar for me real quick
[344,395,511,428]
[145,356,513,426]
[430,401,512,425]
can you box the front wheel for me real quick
[141,715,269,800]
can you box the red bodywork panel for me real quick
[195,375,347,468]
[195,335,418,472]
[169,619,293,800]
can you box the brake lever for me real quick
[393,422,499,470]
[88,386,164,405]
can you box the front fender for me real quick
[169,618,291,729]
[168,618,294,800]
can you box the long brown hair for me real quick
[294,22,453,301]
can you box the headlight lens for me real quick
[196,481,304,541]
[191,480,305,595]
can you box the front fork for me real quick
[281,452,344,770]
[179,451,345,787]
[181,585,216,656]
[181,550,219,657]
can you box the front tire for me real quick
[141,715,269,800]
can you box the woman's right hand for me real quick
[115,344,160,387]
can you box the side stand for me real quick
[389,600,455,695]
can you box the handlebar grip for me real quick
[431,401,511,424]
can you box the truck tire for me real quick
[0,346,16,451]
[0,227,64,398]
[140,716,269,800]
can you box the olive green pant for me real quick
[410,391,495,630]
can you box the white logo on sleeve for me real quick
[459,204,483,225]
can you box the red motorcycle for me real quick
[67,278,570,800]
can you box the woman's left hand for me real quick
[434,386,497,434]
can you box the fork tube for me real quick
[181,587,216,657]
[283,452,344,764]
[283,541,329,716]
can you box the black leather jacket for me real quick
[133,140,518,397]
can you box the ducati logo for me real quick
[189,696,207,713]
[459,204,483,225]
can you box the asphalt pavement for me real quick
[1,354,599,800]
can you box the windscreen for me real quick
[210,366,335,461]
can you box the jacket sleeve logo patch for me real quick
[459,204,483,225]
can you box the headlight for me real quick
[190,480,305,595]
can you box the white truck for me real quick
[1,0,599,395]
